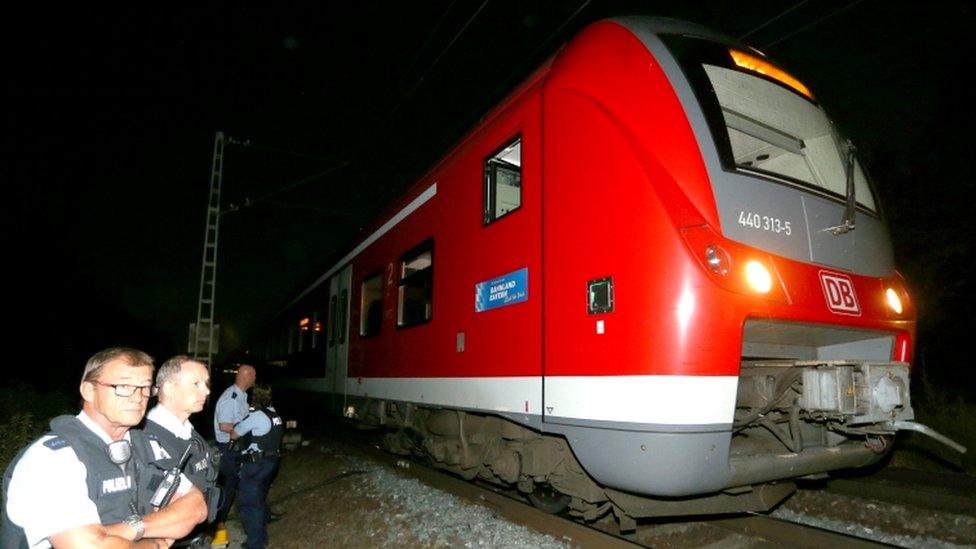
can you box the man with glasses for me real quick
[144,356,222,544]
[2,347,207,548]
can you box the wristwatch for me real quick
[123,514,145,541]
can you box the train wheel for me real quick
[527,484,571,514]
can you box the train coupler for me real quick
[796,360,967,453]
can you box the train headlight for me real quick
[885,288,903,314]
[744,260,772,293]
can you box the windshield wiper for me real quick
[825,139,857,235]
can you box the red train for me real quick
[262,17,963,521]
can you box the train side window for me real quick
[398,240,434,328]
[360,271,383,337]
[298,316,311,351]
[484,137,521,224]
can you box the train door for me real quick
[541,77,611,427]
[465,93,543,416]
[324,265,352,415]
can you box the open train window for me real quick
[483,137,521,224]
[398,240,433,328]
[360,271,383,337]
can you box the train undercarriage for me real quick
[342,357,963,527]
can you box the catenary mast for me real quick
[189,131,225,365]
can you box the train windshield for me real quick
[668,37,876,212]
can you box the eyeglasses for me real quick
[91,381,157,398]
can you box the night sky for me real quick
[6,2,974,389]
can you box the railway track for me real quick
[822,466,976,516]
[336,427,895,548]
[693,515,886,548]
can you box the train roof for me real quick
[613,16,761,57]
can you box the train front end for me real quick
[540,17,964,507]
[663,24,969,483]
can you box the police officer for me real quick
[211,364,255,546]
[2,347,207,548]
[233,383,283,549]
[143,356,222,540]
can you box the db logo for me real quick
[819,271,861,316]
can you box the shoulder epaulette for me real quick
[42,436,69,450]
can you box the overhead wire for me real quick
[367,0,589,206]
[761,0,865,49]
[374,0,589,200]
[259,200,363,217]
[232,140,345,164]
[738,0,810,40]
[394,0,459,95]
[507,0,592,83]
[222,159,350,214]
[387,0,491,120]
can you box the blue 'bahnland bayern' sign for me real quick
[475,268,528,312]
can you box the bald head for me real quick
[235,364,256,391]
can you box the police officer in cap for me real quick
[143,356,222,541]
[233,383,283,549]
[3,347,207,548]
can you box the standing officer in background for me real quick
[211,364,255,546]
[143,356,222,541]
[233,384,283,549]
[3,347,207,548]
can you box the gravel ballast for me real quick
[217,433,975,548]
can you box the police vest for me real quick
[242,407,284,455]
[1,415,155,549]
[143,419,217,492]
[143,419,222,522]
